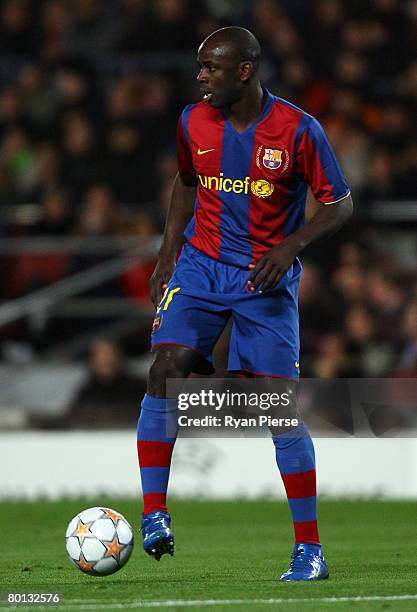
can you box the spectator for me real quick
[29,189,72,236]
[61,0,123,58]
[0,126,37,201]
[0,86,25,128]
[358,148,398,203]
[395,142,417,199]
[396,300,417,376]
[105,122,155,204]
[0,160,16,207]
[121,211,160,305]
[17,65,57,137]
[61,113,103,199]
[155,150,178,214]
[69,184,125,301]
[0,0,38,55]
[33,339,145,428]
[23,141,63,202]
[146,0,197,50]
[106,76,142,123]
[344,305,394,377]
[76,184,122,236]
[333,263,367,307]
[40,0,69,61]
[117,0,150,52]
[67,338,144,428]
[310,333,359,379]
[367,271,406,322]
[298,262,341,362]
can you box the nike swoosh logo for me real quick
[197,148,215,155]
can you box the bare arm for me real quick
[286,193,353,252]
[248,194,353,292]
[150,173,197,306]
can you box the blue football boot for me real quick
[280,543,329,581]
[141,510,174,561]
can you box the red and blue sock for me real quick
[273,422,320,544]
[137,394,178,515]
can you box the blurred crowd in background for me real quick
[0,0,416,416]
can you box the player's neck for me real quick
[225,82,265,133]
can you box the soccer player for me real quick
[137,27,352,581]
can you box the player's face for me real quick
[197,43,243,108]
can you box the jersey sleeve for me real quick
[295,116,350,204]
[176,108,195,182]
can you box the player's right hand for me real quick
[150,259,175,308]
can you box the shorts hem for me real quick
[231,367,299,382]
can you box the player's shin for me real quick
[272,422,320,545]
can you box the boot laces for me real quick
[289,548,313,572]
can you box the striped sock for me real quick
[272,422,320,544]
[137,394,178,515]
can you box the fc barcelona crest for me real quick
[256,145,289,173]
[263,148,282,170]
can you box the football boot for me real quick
[280,543,329,581]
[141,510,174,561]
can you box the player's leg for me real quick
[137,245,230,560]
[236,371,326,578]
[138,344,206,561]
[271,419,328,581]
[230,268,328,580]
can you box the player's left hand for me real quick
[247,239,300,293]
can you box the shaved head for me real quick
[199,27,261,73]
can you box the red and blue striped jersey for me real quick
[177,88,350,267]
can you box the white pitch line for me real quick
[2,594,417,610]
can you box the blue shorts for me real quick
[151,242,301,378]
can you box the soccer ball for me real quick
[65,507,134,576]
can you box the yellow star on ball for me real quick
[103,509,121,524]
[103,536,123,559]
[72,520,94,545]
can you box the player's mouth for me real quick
[201,90,213,101]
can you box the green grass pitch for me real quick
[0,499,416,611]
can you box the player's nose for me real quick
[197,68,207,82]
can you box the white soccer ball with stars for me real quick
[65,507,134,576]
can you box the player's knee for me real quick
[149,355,187,381]
[148,346,196,397]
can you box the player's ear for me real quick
[239,61,253,82]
